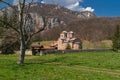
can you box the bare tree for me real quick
[0,0,46,64]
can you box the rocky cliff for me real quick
[0,3,96,29]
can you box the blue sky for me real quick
[0,0,120,16]
[81,0,120,16]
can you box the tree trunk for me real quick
[18,39,26,64]
[17,0,26,64]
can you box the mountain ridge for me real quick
[1,3,120,41]
[0,3,96,24]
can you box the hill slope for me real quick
[40,17,120,41]
[1,3,120,42]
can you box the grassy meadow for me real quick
[1,51,120,80]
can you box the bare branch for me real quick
[0,10,4,14]
[32,16,46,35]
[22,0,26,10]
[18,0,26,36]
[25,26,45,45]
[23,0,34,26]
[32,26,45,36]
[26,17,46,45]
[0,0,17,12]
[26,0,34,13]
[0,19,20,33]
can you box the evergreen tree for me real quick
[112,25,120,52]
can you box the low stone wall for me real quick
[25,50,32,55]
[39,49,113,54]
[15,50,32,55]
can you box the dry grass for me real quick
[32,40,112,49]
[83,40,112,49]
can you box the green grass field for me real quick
[1,51,120,80]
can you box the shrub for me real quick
[0,38,20,54]
[66,44,71,50]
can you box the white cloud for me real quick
[41,0,82,7]
[40,0,94,12]
[13,0,38,5]
[83,7,94,12]
[66,1,80,10]
[13,0,94,12]
[41,1,45,4]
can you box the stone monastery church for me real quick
[57,31,82,50]
[31,31,82,55]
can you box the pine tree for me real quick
[112,25,120,52]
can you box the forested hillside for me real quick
[39,17,120,41]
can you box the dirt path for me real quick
[60,65,120,77]
[46,62,120,77]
